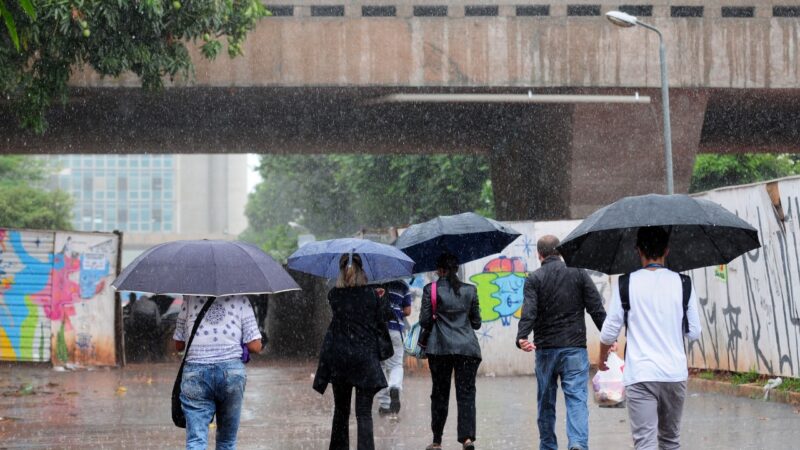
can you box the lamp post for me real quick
[606,10,674,195]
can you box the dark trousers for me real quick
[330,383,377,450]
[428,354,481,444]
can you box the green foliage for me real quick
[0,155,72,229]
[241,154,494,261]
[776,377,800,393]
[731,368,761,385]
[690,154,800,193]
[698,370,715,381]
[0,0,267,133]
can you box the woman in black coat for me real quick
[420,253,482,450]
[313,253,393,450]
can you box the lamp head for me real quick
[606,10,638,28]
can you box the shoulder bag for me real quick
[403,282,437,359]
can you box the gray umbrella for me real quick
[112,240,300,296]
[557,194,761,274]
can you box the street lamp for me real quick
[606,11,674,195]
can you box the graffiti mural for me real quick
[687,177,800,377]
[0,229,119,366]
[470,256,527,326]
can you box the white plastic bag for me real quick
[592,352,625,406]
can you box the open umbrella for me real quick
[287,238,414,281]
[557,194,761,274]
[112,240,300,296]
[394,212,521,273]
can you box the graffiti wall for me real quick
[687,177,800,378]
[0,229,120,366]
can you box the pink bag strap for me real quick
[431,281,438,320]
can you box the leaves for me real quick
[1,0,268,132]
[241,155,494,262]
[0,156,73,230]
[690,154,800,193]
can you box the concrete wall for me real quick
[70,8,800,90]
[687,177,800,378]
[0,229,121,366]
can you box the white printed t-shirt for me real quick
[174,295,261,364]
[599,268,702,386]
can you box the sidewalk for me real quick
[1,361,798,449]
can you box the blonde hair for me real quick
[336,253,368,288]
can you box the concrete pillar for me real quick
[490,104,574,221]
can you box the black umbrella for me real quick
[557,194,761,274]
[394,212,521,273]
[112,240,300,296]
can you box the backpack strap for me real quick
[619,274,631,334]
[679,274,692,334]
[431,281,438,320]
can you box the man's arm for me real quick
[685,281,702,342]
[516,274,538,351]
[598,282,624,370]
[581,270,607,331]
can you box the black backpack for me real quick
[619,273,692,335]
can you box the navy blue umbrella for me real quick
[394,212,522,273]
[287,238,414,281]
[112,240,300,296]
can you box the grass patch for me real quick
[776,377,800,393]
[698,370,715,381]
[731,369,761,385]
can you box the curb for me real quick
[689,377,800,407]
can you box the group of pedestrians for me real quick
[170,225,701,450]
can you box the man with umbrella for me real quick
[598,226,701,450]
[515,235,606,450]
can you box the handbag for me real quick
[375,288,394,361]
[403,282,437,359]
[171,296,217,428]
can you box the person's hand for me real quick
[518,339,536,352]
[598,359,609,371]
[609,342,618,354]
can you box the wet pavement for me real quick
[1,360,799,449]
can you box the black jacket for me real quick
[313,286,393,394]
[420,279,482,359]
[515,256,606,349]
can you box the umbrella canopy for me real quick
[287,238,414,281]
[557,194,761,274]
[112,240,300,296]
[394,212,521,273]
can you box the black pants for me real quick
[428,354,481,444]
[330,383,377,450]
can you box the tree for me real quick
[1,0,267,133]
[241,154,494,261]
[689,153,800,193]
[0,155,72,229]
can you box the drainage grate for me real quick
[567,4,601,16]
[413,5,448,17]
[671,6,704,17]
[311,5,345,17]
[465,5,499,17]
[618,5,653,17]
[362,5,396,17]
[516,5,550,16]
[721,6,754,18]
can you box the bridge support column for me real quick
[491,89,709,221]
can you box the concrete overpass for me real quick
[2,1,799,219]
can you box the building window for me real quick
[567,5,601,16]
[362,5,396,17]
[413,6,448,17]
[267,5,294,16]
[311,5,344,16]
[721,7,754,18]
[774,6,800,17]
[465,5,499,16]
[516,5,549,16]
[619,5,653,17]
[671,6,703,17]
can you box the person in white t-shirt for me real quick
[174,295,263,450]
[598,226,701,450]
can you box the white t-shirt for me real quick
[173,295,261,364]
[599,268,701,386]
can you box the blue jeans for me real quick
[181,359,247,450]
[535,347,590,450]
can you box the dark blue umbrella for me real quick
[394,212,522,273]
[287,238,414,281]
[557,194,761,274]
[112,240,300,296]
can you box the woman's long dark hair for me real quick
[436,253,462,295]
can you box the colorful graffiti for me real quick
[0,229,118,365]
[470,256,528,326]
